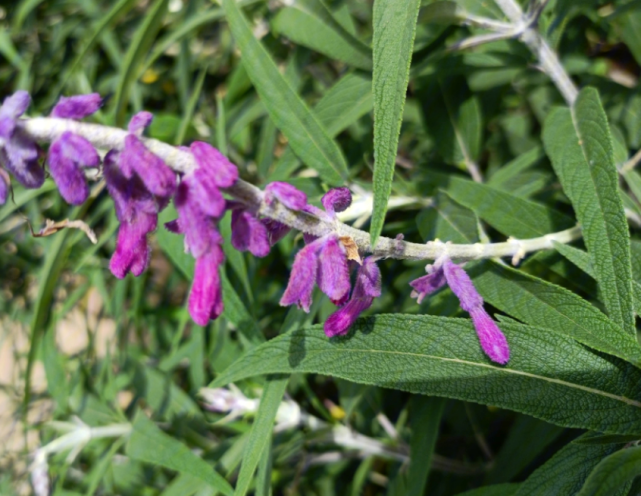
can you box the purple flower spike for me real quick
[469,307,510,365]
[51,93,102,119]
[121,134,176,197]
[409,267,447,304]
[128,111,153,135]
[190,141,238,188]
[189,246,225,326]
[317,235,350,305]
[324,257,381,337]
[280,242,319,312]
[48,131,99,205]
[265,182,307,211]
[231,209,270,257]
[322,187,352,215]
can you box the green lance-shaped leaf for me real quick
[370,0,422,247]
[469,260,641,366]
[543,87,635,335]
[126,411,234,495]
[222,0,348,184]
[577,445,641,496]
[211,315,641,435]
[271,0,372,70]
[456,484,521,496]
[514,434,627,496]
[416,191,479,243]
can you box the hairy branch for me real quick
[19,117,582,263]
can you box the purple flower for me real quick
[120,113,176,198]
[48,131,99,205]
[280,234,351,311]
[324,257,381,337]
[189,245,225,326]
[103,150,158,278]
[47,94,102,204]
[190,141,238,189]
[231,208,270,257]
[51,93,102,119]
[265,181,307,210]
[409,257,510,364]
[0,91,43,189]
[322,187,352,216]
[261,218,292,246]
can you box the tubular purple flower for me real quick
[324,257,381,337]
[190,141,238,188]
[231,209,270,257]
[51,93,102,119]
[121,134,176,198]
[0,91,43,189]
[48,131,99,205]
[104,150,159,278]
[280,242,318,312]
[409,266,447,304]
[442,259,484,313]
[321,187,352,216]
[128,111,153,135]
[265,182,307,210]
[189,246,225,326]
[317,236,350,305]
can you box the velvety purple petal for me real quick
[0,117,14,139]
[48,137,89,205]
[192,169,226,218]
[0,169,9,205]
[1,134,44,188]
[469,308,510,364]
[231,209,270,257]
[352,257,382,299]
[280,242,320,312]
[409,268,447,304]
[128,111,153,134]
[58,131,100,167]
[322,187,352,214]
[0,91,30,122]
[265,182,307,210]
[190,141,238,188]
[189,246,225,326]
[121,135,176,197]
[324,298,372,338]
[442,259,483,313]
[51,93,102,119]
[261,218,291,245]
[109,211,157,279]
[317,235,350,305]
[174,179,222,258]
[303,233,319,245]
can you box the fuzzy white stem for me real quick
[18,117,582,262]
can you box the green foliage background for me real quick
[3,0,641,495]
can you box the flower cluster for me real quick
[0,91,511,364]
[410,256,510,364]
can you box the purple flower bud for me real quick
[469,307,510,365]
[265,182,307,211]
[48,131,99,205]
[324,257,381,337]
[0,168,9,205]
[128,111,153,135]
[409,267,447,304]
[189,246,225,326]
[280,242,319,312]
[442,259,483,313]
[261,218,291,245]
[322,187,352,215]
[317,235,350,305]
[51,93,102,119]
[121,134,176,198]
[231,209,270,257]
[190,141,238,188]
